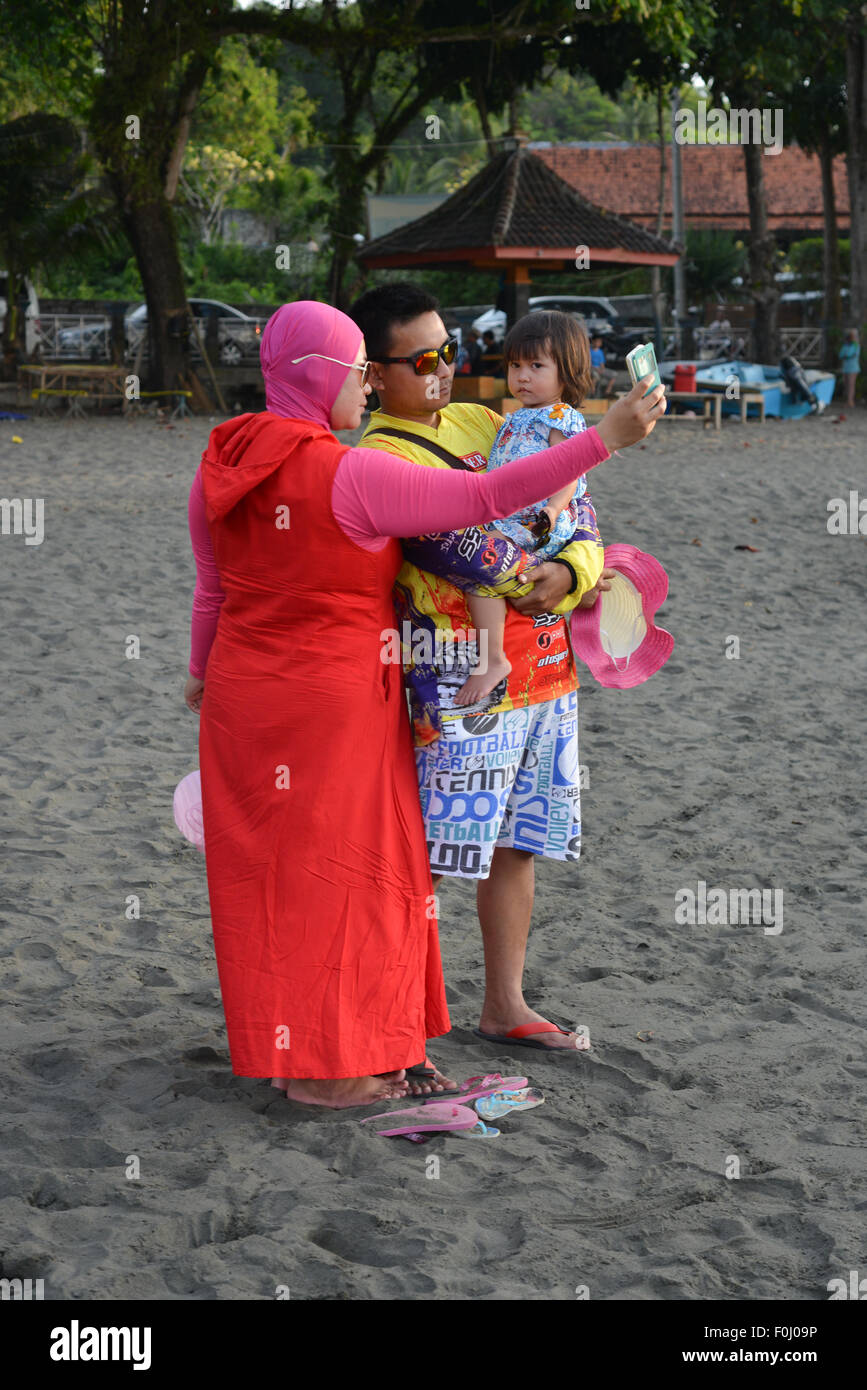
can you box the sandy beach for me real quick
[1,402,865,1301]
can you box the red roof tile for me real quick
[533,143,849,235]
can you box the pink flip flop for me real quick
[419,1073,528,1105]
[359,1103,480,1137]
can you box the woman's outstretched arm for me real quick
[332,427,610,549]
[332,378,663,548]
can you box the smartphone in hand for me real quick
[625,342,662,397]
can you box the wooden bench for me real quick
[449,375,503,402]
[499,396,611,418]
[738,391,767,423]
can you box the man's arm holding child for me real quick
[510,490,605,616]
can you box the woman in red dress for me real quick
[183,301,662,1108]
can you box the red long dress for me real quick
[198,414,448,1078]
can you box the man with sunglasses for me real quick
[350,284,615,1085]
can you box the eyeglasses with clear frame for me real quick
[290,352,372,387]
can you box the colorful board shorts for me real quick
[414,691,582,880]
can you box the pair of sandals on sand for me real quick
[366,1020,586,1139]
[363,1073,540,1139]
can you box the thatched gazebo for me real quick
[358,138,680,326]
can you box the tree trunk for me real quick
[845,19,867,332]
[819,133,841,368]
[1,262,21,376]
[327,156,368,310]
[743,140,779,362]
[471,71,499,160]
[121,194,190,390]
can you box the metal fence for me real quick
[34,313,268,367]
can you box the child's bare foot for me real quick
[454,655,511,705]
[270,1072,409,1108]
[405,1057,458,1097]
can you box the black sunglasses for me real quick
[376,336,458,375]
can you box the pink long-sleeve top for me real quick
[188,426,611,679]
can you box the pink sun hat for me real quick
[173,769,205,852]
[569,543,674,689]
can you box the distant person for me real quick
[465,328,483,375]
[706,313,731,355]
[482,329,504,377]
[840,328,860,407]
[589,334,616,398]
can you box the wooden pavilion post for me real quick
[501,264,532,332]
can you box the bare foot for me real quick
[454,655,511,706]
[406,1058,458,1098]
[478,1009,590,1051]
[271,1071,409,1109]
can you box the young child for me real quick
[589,332,617,398]
[455,309,595,706]
[840,328,860,408]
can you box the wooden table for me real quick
[19,363,128,416]
[663,389,723,432]
[616,388,723,431]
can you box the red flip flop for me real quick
[473,1022,590,1053]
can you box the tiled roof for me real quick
[359,147,679,263]
[532,143,849,234]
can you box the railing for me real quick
[34,315,112,361]
[34,313,268,367]
[779,327,824,365]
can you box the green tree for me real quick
[790,0,867,337]
[0,111,116,368]
[785,35,848,358]
[0,0,715,387]
[684,230,748,304]
[692,2,807,362]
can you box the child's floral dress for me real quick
[485,402,588,559]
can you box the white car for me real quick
[473,295,619,343]
[125,298,263,365]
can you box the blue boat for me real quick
[683,361,836,419]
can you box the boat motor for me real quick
[779,354,823,412]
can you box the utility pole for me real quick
[670,89,691,357]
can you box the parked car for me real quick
[470,295,652,364]
[125,298,263,365]
[0,273,40,355]
[55,318,111,360]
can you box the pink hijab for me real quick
[260,300,363,429]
